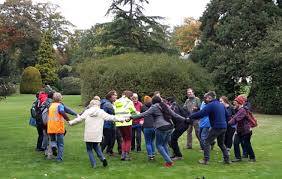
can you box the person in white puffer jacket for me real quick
[69,97,126,168]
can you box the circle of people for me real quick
[31,87,256,168]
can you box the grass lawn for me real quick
[0,94,282,179]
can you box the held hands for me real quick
[185,117,192,124]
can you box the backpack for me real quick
[245,108,258,128]
[30,100,38,118]
[34,99,51,125]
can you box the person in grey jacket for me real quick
[130,96,189,167]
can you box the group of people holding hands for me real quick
[31,87,256,168]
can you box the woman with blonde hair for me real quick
[69,97,125,168]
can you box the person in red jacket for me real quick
[131,93,143,151]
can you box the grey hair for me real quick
[53,92,63,102]
[88,99,101,107]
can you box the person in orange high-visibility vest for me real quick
[47,92,70,162]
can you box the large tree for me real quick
[191,0,282,97]
[0,0,73,77]
[98,0,173,55]
[171,17,201,53]
[35,31,58,85]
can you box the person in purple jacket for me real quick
[189,91,230,165]
[229,96,256,162]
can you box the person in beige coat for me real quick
[69,97,126,168]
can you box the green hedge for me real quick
[60,77,81,95]
[81,53,214,105]
[20,66,42,94]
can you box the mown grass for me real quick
[0,94,282,179]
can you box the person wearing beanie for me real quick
[141,95,156,160]
[229,96,256,162]
[69,97,126,168]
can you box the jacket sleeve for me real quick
[103,102,115,115]
[129,101,137,114]
[168,107,186,121]
[69,110,88,125]
[229,108,247,125]
[64,105,77,116]
[189,105,211,119]
[58,104,70,121]
[99,110,125,122]
[131,106,155,119]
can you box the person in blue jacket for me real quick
[189,91,230,165]
[100,90,118,156]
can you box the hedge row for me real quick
[80,53,214,105]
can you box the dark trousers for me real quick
[116,128,122,154]
[131,125,142,151]
[101,128,116,154]
[170,124,189,157]
[234,132,255,159]
[36,123,44,150]
[225,126,236,149]
[204,128,229,161]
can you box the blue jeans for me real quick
[86,142,105,167]
[199,127,209,150]
[143,128,155,157]
[155,129,173,163]
[50,134,64,161]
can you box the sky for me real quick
[1,0,211,29]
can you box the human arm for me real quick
[58,104,70,121]
[99,109,125,122]
[229,108,247,125]
[189,105,211,120]
[131,105,155,119]
[69,109,88,126]
[63,105,77,116]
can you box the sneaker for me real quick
[121,152,126,161]
[224,159,232,164]
[171,156,184,161]
[243,155,249,159]
[52,147,57,156]
[198,159,209,165]
[232,158,242,162]
[164,162,174,168]
[148,156,155,161]
[102,159,108,167]
[249,159,256,162]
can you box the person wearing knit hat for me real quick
[141,95,156,160]
[229,95,256,162]
[234,95,246,105]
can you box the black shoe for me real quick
[52,147,57,156]
[102,159,108,167]
[36,148,45,152]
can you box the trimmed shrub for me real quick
[81,53,214,105]
[20,66,42,94]
[60,77,81,95]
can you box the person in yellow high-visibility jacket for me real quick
[114,90,137,160]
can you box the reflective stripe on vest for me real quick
[47,103,65,134]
